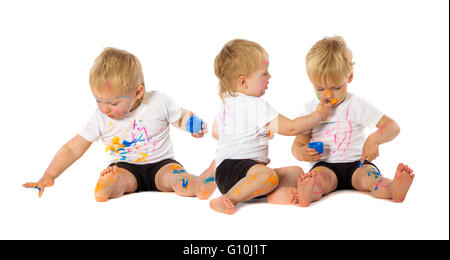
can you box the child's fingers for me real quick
[23,182,45,198]
[304,147,318,155]
[38,186,45,198]
[365,154,374,162]
[359,154,367,163]
[370,153,378,161]
[23,182,39,188]
[310,154,322,161]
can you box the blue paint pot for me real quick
[185,115,203,134]
[308,142,324,154]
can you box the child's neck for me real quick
[129,98,142,113]
[236,89,259,98]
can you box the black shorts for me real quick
[215,159,262,195]
[109,159,182,192]
[310,160,380,190]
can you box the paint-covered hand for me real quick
[297,145,323,162]
[23,175,55,198]
[360,136,379,162]
[191,122,208,138]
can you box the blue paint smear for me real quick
[182,178,189,188]
[203,177,215,184]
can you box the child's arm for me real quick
[212,119,219,140]
[291,133,323,162]
[171,108,208,138]
[266,101,331,136]
[24,135,92,196]
[360,115,400,162]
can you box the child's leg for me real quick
[95,165,138,202]
[297,166,338,207]
[266,166,304,205]
[196,160,217,200]
[351,163,414,202]
[210,164,279,214]
[155,160,216,199]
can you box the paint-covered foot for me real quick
[391,163,415,202]
[95,165,120,202]
[267,187,298,205]
[297,171,318,207]
[196,160,217,200]
[210,196,236,215]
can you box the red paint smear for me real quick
[105,78,111,91]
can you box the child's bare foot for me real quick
[95,165,120,202]
[267,187,298,205]
[297,171,318,207]
[196,160,217,200]
[391,163,415,202]
[209,196,235,215]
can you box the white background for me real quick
[0,0,448,240]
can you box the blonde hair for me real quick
[214,39,268,100]
[305,36,355,86]
[89,47,145,98]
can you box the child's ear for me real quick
[237,75,247,89]
[136,85,145,99]
[348,72,354,83]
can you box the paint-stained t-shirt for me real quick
[301,92,384,164]
[78,91,182,164]
[215,93,279,168]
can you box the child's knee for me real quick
[363,165,382,180]
[355,165,383,190]
[255,167,279,186]
[173,175,197,196]
[293,166,305,176]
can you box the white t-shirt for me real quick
[78,91,182,164]
[301,92,383,164]
[215,93,279,167]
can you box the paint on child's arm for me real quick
[377,122,392,136]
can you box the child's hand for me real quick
[191,122,208,138]
[23,175,55,198]
[315,98,332,121]
[298,146,323,162]
[360,136,379,162]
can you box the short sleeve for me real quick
[255,99,279,128]
[78,110,102,142]
[160,92,182,123]
[354,96,384,128]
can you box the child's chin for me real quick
[107,114,119,120]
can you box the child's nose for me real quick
[100,104,111,114]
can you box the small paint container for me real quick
[308,142,324,154]
[185,115,203,134]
